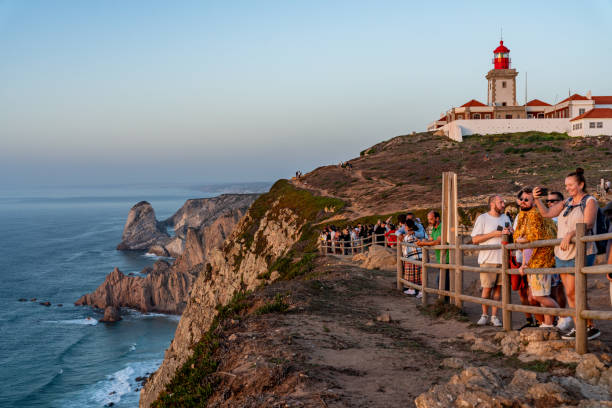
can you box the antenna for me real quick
[500,27,503,41]
[525,72,528,105]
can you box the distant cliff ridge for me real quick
[116,194,259,257]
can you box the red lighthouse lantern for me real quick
[493,40,510,69]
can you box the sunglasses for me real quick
[545,199,561,203]
[519,198,530,202]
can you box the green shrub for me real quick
[255,294,289,315]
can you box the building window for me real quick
[502,102,507,106]
[502,81,507,88]
[597,122,603,128]
[473,113,481,119]
[528,114,533,118]
[579,108,586,115]
[590,122,596,128]
[506,114,513,119]
[538,113,544,118]
[484,114,491,119]
[457,114,463,119]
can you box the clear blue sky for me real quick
[1,0,611,186]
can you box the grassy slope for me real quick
[301,131,612,219]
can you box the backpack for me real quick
[564,195,610,254]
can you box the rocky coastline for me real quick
[75,193,258,315]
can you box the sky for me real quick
[1,0,611,186]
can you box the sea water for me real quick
[0,183,263,407]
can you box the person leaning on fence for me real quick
[401,219,424,298]
[513,188,559,327]
[533,167,601,340]
[513,189,540,330]
[406,212,428,239]
[417,211,444,262]
[471,195,512,327]
[546,191,569,323]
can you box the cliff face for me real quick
[117,194,258,257]
[167,194,260,239]
[139,180,344,407]
[116,201,169,251]
[76,228,206,314]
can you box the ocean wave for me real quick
[143,252,175,260]
[58,360,161,408]
[125,310,181,322]
[44,318,98,326]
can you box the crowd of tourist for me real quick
[321,167,612,342]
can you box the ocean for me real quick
[0,183,266,408]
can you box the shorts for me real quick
[555,254,596,270]
[528,274,552,297]
[551,274,562,287]
[480,263,501,288]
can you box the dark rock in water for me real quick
[39,301,51,307]
[57,304,63,307]
[18,298,27,302]
[116,201,170,251]
[100,306,122,323]
[128,272,135,276]
[109,391,116,395]
[30,298,36,302]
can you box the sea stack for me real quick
[116,201,169,251]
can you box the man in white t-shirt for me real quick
[471,195,512,327]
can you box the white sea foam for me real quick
[60,360,161,408]
[124,309,181,321]
[129,343,136,351]
[44,318,98,326]
[143,252,175,260]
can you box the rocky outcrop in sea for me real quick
[116,201,169,251]
[76,228,206,314]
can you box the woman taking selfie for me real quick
[533,168,600,340]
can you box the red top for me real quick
[493,40,510,53]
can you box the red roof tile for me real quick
[570,108,612,121]
[559,93,589,104]
[525,99,551,107]
[461,99,487,107]
[593,96,612,105]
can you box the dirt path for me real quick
[201,255,612,407]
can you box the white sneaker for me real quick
[490,316,502,327]
[403,288,416,296]
[416,291,423,299]
[556,317,573,332]
[477,315,489,325]
[539,324,555,328]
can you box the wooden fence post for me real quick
[422,247,429,305]
[501,242,512,331]
[396,241,402,290]
[575,223,587,354]
[454,237,463,308]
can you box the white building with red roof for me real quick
[427,40,612,140]
[569,108,612,137]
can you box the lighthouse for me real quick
[486,39,518,108]
[493,40,510,69]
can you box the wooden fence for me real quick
[396,224,612,354]
[319,233,392,256]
